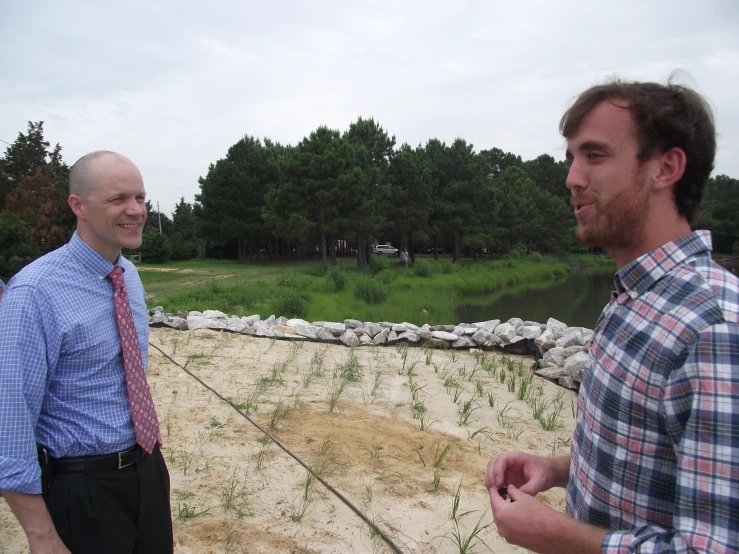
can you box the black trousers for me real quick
[44,445,173,554]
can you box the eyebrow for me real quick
[104,192,133,202]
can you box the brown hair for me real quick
[560,78,716,225]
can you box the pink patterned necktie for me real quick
[109,266,159,454]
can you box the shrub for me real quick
[376,269,394,285]
[276,272,303,288]
[323,268,346,292]
[439,260,454,274]
[169,238,195,261]
[304,264,328,277]
[0,212,39,280]
[354,275,388,304]
[367,253,391,275]
[528,252,544,263]
[140,228,170,264]
[413,259,434,277]
[269,288,307,318]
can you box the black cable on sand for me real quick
[150,342,405,554]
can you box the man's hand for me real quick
[485,452,569,496]
[489,485,608,554]
[490,485,558,547]
[1,490,71,554]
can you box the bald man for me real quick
[0,152,173,554]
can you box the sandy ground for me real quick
[1,328,578,554]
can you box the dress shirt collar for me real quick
[614,230,713,298]
[67,231,124,280]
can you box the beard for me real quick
[573,168,650,251]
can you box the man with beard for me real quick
[485,80,739,553]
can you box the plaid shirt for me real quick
[567,231,739,553]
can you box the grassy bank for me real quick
[141,254,614,326]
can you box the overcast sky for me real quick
[1,0,737,215]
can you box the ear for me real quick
[652,147,686,192]
[68,194,86,219]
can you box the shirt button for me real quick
[629,291,638,299]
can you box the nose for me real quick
[123,197,146,218]
[566,159,587,193]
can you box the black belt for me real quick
[49,445,145,473]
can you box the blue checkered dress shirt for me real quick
[0,232,149,494]
[567,231,739,553]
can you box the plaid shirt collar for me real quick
[612,230,713,297]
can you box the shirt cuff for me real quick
[0,457,42,495]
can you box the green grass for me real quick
[140,255,613,325]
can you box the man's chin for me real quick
[121,238,143,251]
[575,227,601,248]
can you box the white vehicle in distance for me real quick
[373,244,399,255]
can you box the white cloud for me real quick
[1,0,737,215]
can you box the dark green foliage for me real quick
[342,118,395,269]
[275,272,306,289]
[140,228,170,264]
[375,269,394,284]
[490,166,576,255]
[388,143,433,259]
[528,252,544,263]
[271,270,309,317]
[697,175,739,254]
[0,212,39,280]
[522,154,570,201]
[0,122,51,212]
[354,275,388,304]
[302,264,327,277]
[197,136,282,262]
[439,260,454,274]
[413,259,434,277]
[269,288,307,318]
[480,147,522,178]
[324,268,346,292]
[169,238,196,261]
[0,122,74,266]
[264,127,354,268]
[169,197,197,260]
[4,118,738,280]
[367,253,391,274]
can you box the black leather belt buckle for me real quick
[118,448,140,469]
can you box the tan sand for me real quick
[1,328,578,554]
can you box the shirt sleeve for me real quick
[602,322,739,554]
[0,285,52,494]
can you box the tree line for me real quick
[1,120,737,278]
[195,117,579,268]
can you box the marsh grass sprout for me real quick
[268,398,292,430]
[457,399,479,426]
[452,386,464,403]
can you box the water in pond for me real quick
[456,268,615,329]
